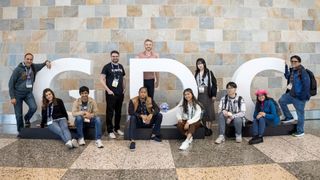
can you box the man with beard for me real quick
[136,39,160,99]
[9,53,51,134]
[100,50,126,139]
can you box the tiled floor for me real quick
[0,119,320,179]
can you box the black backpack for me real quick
[306,69,317,96]
[268,98,282,116]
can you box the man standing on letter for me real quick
[136,39,159,99]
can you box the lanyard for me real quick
[188,104,194,119]
[198,72,206,86]
[111,63,120,79]
[23,63,32,79]
[47,103,53,119]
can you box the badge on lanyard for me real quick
[112,78,119,87]
[287,83,292,90]
[24,64,33,88]
[47,104,53,125]
[198,86,205,93]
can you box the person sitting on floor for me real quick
[128,87,163,151]
[176,88,203,151]
[249,89,280,145]
[72,86,104,148]
[41,88,78,149]
[215,82,246,144]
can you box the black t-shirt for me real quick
[101,62,125,95]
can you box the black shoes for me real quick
[25,120,31,128]
[150,135,162,142]
[248,136,263,145]
[129,141,136,151]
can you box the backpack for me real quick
[306,69,317,96]
[224,95,243,111]
[268,98,282,116]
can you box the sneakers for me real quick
[115,130,124,136]
[129,141,136,151]
[215,135,225,144]
[236,134,242,143]
[150,135,162,142]
[282,118,296,124]
[179,140,190,150]
[189,136,193,144]
[78,138,85,146]
[65,140,73,149]
[109,132,116,139]
[248,136,263,145]
[71,139,79,148]
[95,139,104,148]
[25,120,31,128]
[292,132,304,137]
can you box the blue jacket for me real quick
[253,99,280,126]
[285,64,310,101]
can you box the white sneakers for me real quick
[109,132,116,139]
[109,130,124,139]
[179,137,193,151]
[115,130,124,136]
[78,138,86,146]
[215,134,242,144]
[66,139,79,149]
[95,139,104,148]
[215,135,225,144]
[235,134,242,143]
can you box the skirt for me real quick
[198,88,215,122]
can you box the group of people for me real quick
[9,38,311,151]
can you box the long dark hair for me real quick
[42,88,57,109]
[195,58,209,79]
[255,94,270,112]
[182,88,201,114]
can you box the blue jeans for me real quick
[252,117,271,137]
[48,118,72,143]
[218,112,243,136]
[13,92,37,132]
[279,93,306,134]
[75,115,102,140]
[129,113,162,140]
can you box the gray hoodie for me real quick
[8,62,47,99]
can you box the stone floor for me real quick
[0,115,320,179]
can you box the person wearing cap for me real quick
[249,89,280,145]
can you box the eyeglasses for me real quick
[26,58,33,60]
[290,60,299,63]
[227,87,235,90]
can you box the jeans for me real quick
[129,113,162,140]
[106,94,124,133]
[75,115,102,140]
[218,112,243,136]
[48,118,72,143]
[144,79,155,99]
[252,117,272,137]
[13,92,37,132]
[279,93,306,134]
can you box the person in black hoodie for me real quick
[41,88,78,149]
[8,53,51,133]
[194,58,217,134]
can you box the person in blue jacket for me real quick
[249,89,280,145]
[279,55,310,137]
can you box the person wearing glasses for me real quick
[279,55,310,137]
[8,53,51,134]
[215,82,246,144]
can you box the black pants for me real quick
[106,94,124,133]
[128,113,163,140]
[144,79,155,99]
